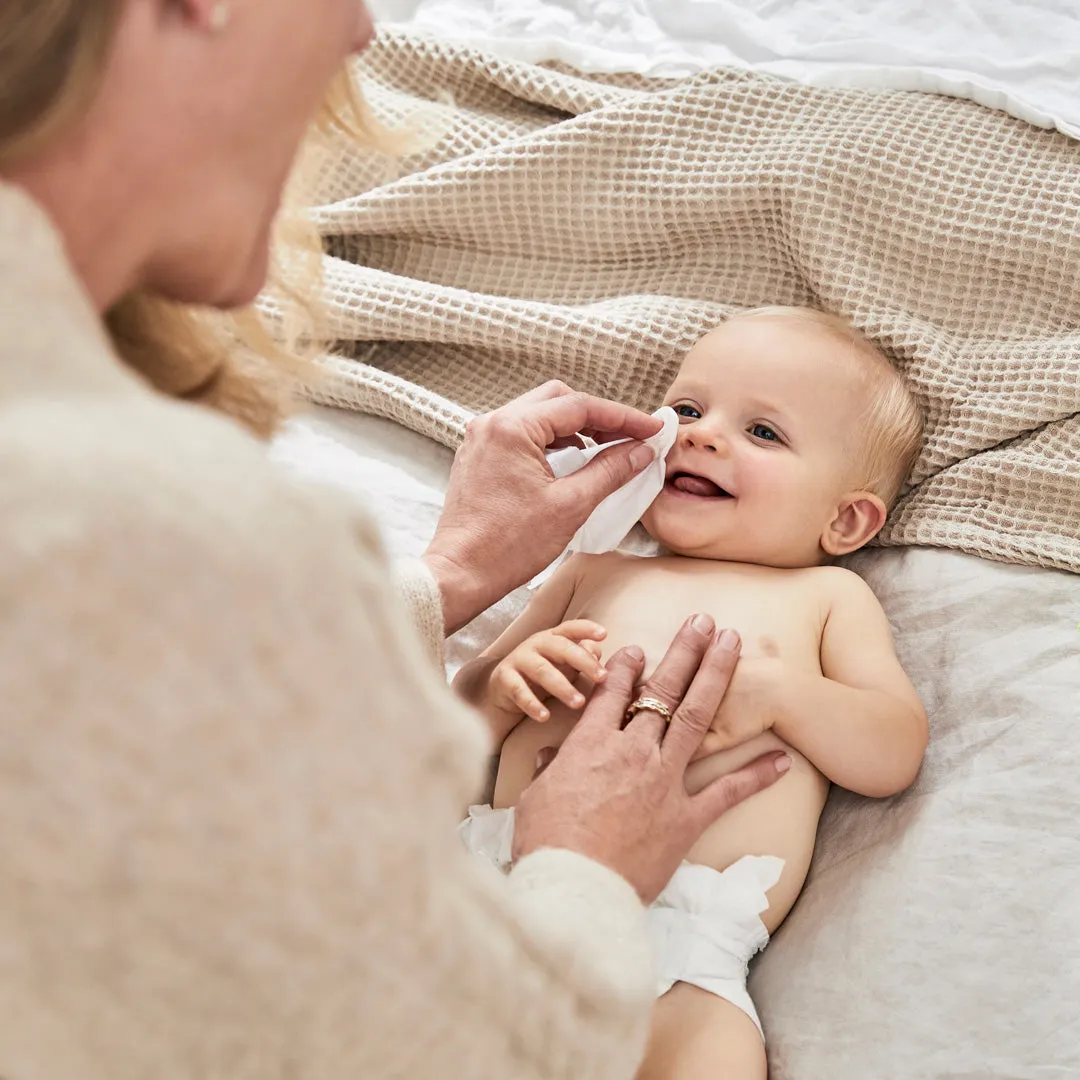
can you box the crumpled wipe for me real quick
[530,405,678,588]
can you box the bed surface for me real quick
[369,0,1080,139]
[271,6,1080,1074]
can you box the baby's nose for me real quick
[682,428,729,455]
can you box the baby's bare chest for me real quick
[565,558,827,675]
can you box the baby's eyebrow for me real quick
[745,398,788,417]
[665,378,710,396]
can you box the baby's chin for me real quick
[640,514,824,568]
[639,516,732,560]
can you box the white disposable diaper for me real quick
[459,804,785,1038]
[530,405,679,587]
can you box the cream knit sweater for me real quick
[0,184,653,1079]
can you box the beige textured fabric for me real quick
[392,556,447,665]
[309,30,1080,575]
[0,181,655,1079]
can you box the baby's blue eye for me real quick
[750,423,780,442]
[674,404,702,421]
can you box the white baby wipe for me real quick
[529,405,679,588]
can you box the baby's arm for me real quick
[764,570,928,797]
[452,557,593,746]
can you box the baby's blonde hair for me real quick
[728,306,924,507]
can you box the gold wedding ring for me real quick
[624,696,674,724]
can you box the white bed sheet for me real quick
[270,407,525,674]
[369,0,1080,139]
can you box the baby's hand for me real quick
[489,620,608,722]
[692,656,783,760]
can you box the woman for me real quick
[0,2,787,1076]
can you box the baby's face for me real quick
[641,317,868,567]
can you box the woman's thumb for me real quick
[561,440,655,508]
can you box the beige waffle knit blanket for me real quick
[311,30,1080,574]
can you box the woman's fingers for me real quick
[574,646,647,733]
[622,614,716,741]
[690,753,791,832]
[514,379,574,405]
[555,439,657,517]
[426,383,661,634]
[660,630,742,768]
[527,391,662,446]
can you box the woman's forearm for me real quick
[423,550,488,637]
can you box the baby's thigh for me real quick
[637,983,765,1080]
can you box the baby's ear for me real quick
[821,491,888,557]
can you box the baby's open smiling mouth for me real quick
[665,472,733,499]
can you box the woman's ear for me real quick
[821,491,888,557]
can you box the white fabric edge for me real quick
[376,24,1080,141]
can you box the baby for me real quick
[452,306,929,1080]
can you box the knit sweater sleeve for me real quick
[392,556,446,667]
[0,401,654,1080]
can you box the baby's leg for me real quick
[637,983,766,1080]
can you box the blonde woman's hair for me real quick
[729,306,924,507]
[0,0,400,437]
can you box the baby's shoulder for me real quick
[799,564,882,611]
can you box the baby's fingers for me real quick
[553,619,608,643]
[494,668,552,722]
[521,654,588,711]
[539,635,607,683]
